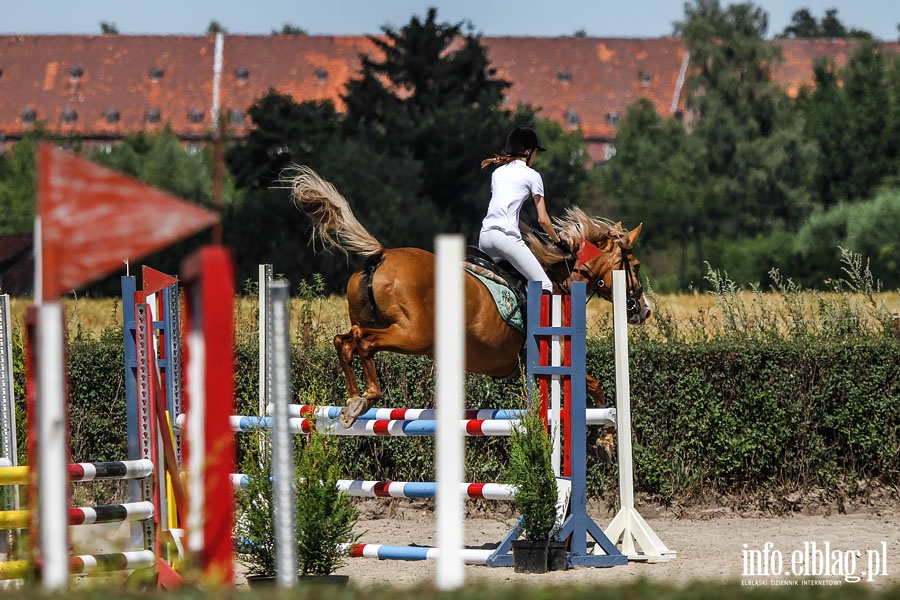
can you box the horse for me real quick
[289,167,651,457]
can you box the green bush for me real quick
[503,403,558,541]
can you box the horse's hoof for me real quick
[587,427,616,464]
[595,437,615,465]
[339,397,368,429]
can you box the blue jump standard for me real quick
[486,281,628,568]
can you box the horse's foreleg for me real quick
[586,375,606,408]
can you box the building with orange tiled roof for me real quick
[0,34,896,162]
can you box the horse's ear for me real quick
[625,223,643,245]
[614,221,623,230]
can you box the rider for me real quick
[479,125,571,293]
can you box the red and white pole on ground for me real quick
[434,235,465,590]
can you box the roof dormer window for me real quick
[103,108,120,124]
[315,67,328,81]
[606,111,620,126]
[61,107,78,123]
[149,66,165,80]
[639,71,652,86]
[235,67,249,80]
[187,108,204,124]
[230,110,245,125]
[565,109,581,127]
[69,66,84,79]
[22,108,37,123]
[145,108,161,124]
[557,70,572,83]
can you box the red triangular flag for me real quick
[142,266,178,296]
[577,240,603,266]
[38,143,219,299]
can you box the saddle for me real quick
[463,246,528,323]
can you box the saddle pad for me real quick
[465,268,525,333]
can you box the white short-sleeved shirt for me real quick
[480,160,545,238]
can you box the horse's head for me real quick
[531,208,651,324]
[575,221,651,324]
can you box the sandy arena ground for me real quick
[324,500,900,588]
[70,498,900,590]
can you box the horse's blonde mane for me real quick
[524,207,627,266]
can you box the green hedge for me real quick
[12,325,894,508]
[587,337,900,502]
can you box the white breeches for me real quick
[478,228,552,293]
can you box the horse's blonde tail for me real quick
[288,166,384,257]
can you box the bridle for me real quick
[565,240,644,318]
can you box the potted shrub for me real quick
[504,402,561,573]
[235,424,361,585]
[234,435,278,585]
[295,426,361,582]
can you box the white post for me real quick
[434,235,465,590]
[258,265,273,419]
[184,327,206,558]
[550,295,562,475]
[37,302,69,589]
[211,33,224,132]
[602,270,675,561]
[268,281,296,587]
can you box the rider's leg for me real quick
[478,229,552,292]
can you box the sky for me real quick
[1,0,898,40]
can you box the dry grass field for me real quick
[7,289,900,342]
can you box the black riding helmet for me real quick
[504,126,547,157]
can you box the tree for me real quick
[532,119,594,210]
[675,0,814,240]
[780,9,818,38]
[597,98,705,287]
[0,133,40,234]
[91,126,230,207]
[341,8,521,237]
[779,8,871,39]
[226,92,340,192]
[207,20,227,35]
[272,24,306,36]
[100,21,119,35]
[800,40,900,207]
[0,127,82,235]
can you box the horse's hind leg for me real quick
[336,324,384,428]
[338,324,432,428]
[334,330,366,410]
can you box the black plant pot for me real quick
[512,539,549,574]
[300,574,350,586]
[246,574,351,587]
[245,574,276,588]
[548,540,569,571]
